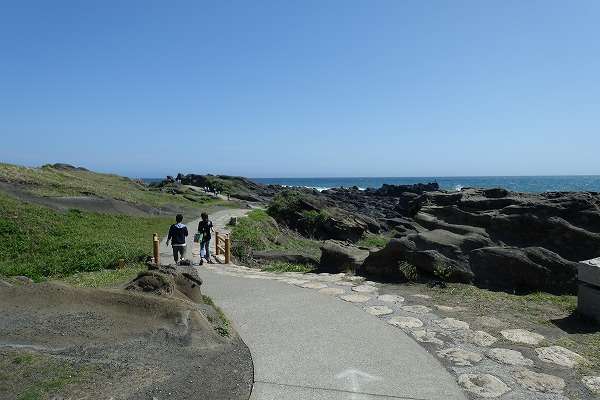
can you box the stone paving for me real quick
[200,262,599,399]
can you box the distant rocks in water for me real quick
[365,182,440,197]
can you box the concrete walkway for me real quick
[160,209,466,400]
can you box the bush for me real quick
[398,261,419,281]
[267,190,306,223]
[433,260,454,281]
[230,209,321,265]
[299,210,329,238]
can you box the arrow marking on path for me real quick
[335,369,383,395]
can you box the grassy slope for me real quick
[0,162,226,208]
[0,191,171,280]
[0,162,243,281]
[230,209,321,269]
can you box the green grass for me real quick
[0,192,171,280]
[355,233,390,249]
[59,264,146,288]
[262,261,315,273]
[0,162,226,208]
[230,209,321,263]
[202,295,231,337]
[0,350,93,400]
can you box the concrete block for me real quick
[577,283,600,323]
[578,257,600,287]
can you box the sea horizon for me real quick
[142,175,600,193]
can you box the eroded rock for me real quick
[500,329,545,345]
[351,284,378,294]
[401,305,432,314]
[535,346,585,368]
[461,330,498,347]
[435,317,470,331]
[411,330,444,345]
[458,374,510,398]
[388,316,423,329]
[365,305,393,316]
[340,294,371,303]
[437,347,483,366]
[378,294,405,303]
[513,368,565,394]
[487,348,533,366]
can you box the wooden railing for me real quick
[214,232,231,264]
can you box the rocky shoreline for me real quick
[165,174,600,294]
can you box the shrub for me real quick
[299,209,329,238]
[398,261,419,281]
[433,260,453,281]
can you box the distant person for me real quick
[166,214,188,263]
[197,212,214,265]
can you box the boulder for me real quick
[359,238,474,282]
[126,265,203,302]
[469,246,578,293]
[488,214,600,261]
[318,240,369,273]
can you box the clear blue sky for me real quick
[1,1,599,178]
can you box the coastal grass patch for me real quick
[0,192,171,280]
[58,264,146,288]
[262,261,315,273]
[0,162,226,209]
[355,233,390,249]
[230,209,321,263]
[202,294,231,337]
[0,349,95,400]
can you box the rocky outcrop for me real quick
[318,240,370,273]
[127,264,203,303]
[469,246,578,293]
[360,237,474,283]
[267,190,381,241]
[341,187,600,292]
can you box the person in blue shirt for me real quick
[166,214,188,263]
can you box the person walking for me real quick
[166,214,188,263]
[197,212,214,265]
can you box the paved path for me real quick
[160,209,466,400]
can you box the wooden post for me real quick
[118,259,125,269]
[215,232,220,255]
[153,233,160,266]
[225,234,231,264]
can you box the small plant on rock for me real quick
[433,261,453,281]
[398,261,419,282]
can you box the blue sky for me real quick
[1,1,599,178]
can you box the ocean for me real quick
[251,176,600,193]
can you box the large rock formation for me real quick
[326,186,600,293]
[318,240,370,273]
